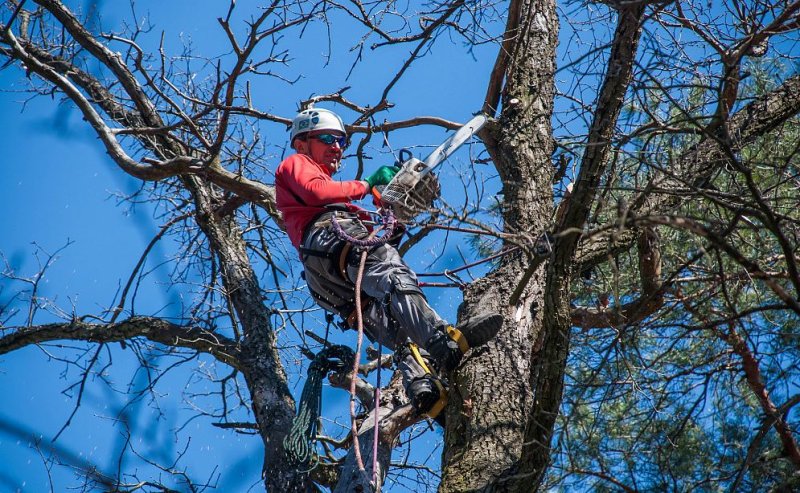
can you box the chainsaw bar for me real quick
[422,113,487,171]
[380,114,487,222]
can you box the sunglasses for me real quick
[312,133,347,147]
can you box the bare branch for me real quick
[0,316,242,369]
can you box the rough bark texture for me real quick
[519,5,647,487]
[188,177,312,491]
[438,3,650,490]
[439,0,559,490]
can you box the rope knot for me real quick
[330,209,397,248]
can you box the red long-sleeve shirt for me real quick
[275,153,370,249]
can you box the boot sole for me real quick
[457,313,503,348]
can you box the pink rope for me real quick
[335,214,395,488]
[349,249,368,474]
[372,342,382,487]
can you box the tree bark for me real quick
[439,0,559,490]
[517,5,647,488]
[187,176,313,491]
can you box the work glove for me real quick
[364,165,400,189]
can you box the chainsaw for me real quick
[374,113,488,222]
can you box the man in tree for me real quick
[274,107,503,419]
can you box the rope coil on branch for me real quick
[283,344,355,468]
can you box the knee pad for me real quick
[389,272,424,297]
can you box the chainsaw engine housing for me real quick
[380,157,441,222]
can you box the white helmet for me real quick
[290,108,346,141]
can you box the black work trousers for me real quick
[300,211,446,351]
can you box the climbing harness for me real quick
[283,344,355,468]
[330,208,397,248]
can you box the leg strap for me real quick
[338,242,353,282]
[445,325,470,354]
[409,343,433,374]
[344,297,371,329]
[408,343,448,419]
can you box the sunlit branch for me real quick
[0,317,242,369]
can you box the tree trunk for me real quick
[440,0,559,490]
[188,176,314,492]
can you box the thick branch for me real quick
[0,316,242,369]
[34,0,163,127]
[0,27,193,180]
[632,74,800,216]
[483,0,523,115]
[185,176,306,491]
[557,3,646,243]
[328,366,378,408]
[576,74,800,277]
[571,227,663,329]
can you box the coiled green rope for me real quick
[283,344,356,468]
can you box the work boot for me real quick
[395,342,449,422]
[426,313,504,372]
[407,374,448,422]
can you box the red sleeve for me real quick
[280,154,369,205]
